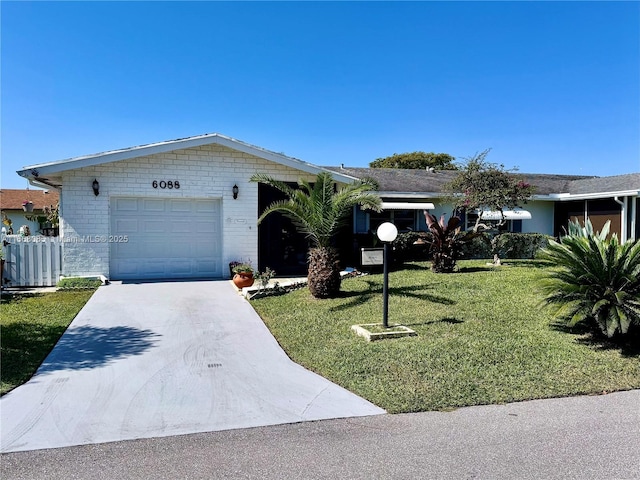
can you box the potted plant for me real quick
[229,261,242,277]
[22,201,34,213]
[232,263,255,288]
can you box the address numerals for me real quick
[152,180,180,189]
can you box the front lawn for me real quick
[252,260,640,413]
[0,290,96,395]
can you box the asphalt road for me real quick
[3,389,639,480]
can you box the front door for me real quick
[257,184,309,276]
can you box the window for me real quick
[369,209,417,233]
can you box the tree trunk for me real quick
[307,247,341,299]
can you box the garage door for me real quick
[110,197,222,280]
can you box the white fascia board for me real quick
[17,133,357,184]
[549,190,640,201]
[18,134,225,176]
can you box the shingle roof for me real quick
[324,167,604,196]
[566,173,640,195]
[0,189,59,210]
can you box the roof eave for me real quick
[549,190,640,201]
[16,133,358,184]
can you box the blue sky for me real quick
[2,1,639,189]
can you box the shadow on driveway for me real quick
[38,325,161,373]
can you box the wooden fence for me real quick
[1,235,62,287]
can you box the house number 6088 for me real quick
[152,180,180,189]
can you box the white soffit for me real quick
[479,209,532,220]
[381,202,435,210]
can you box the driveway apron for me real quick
[0,281,384,453]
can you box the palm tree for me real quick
[538,219,640,338]
[250,171,382,298]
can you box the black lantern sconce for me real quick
[232,184,239,200]
[92,179,100,196]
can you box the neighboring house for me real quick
[325,167,640,242]
[0,189,60,236]
[15,133,639,281]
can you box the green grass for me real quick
[1,290,96,395]
[252,260,640,413]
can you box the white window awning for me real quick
[381,202,435,210]
[478,209,532,220]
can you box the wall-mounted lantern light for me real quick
[92,179,100,196]
[232,184,239,200]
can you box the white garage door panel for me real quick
[110,197,222,280]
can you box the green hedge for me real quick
[460,235,493,259]
[392,232,430,263]
[460,233,553,259]
[57,277,103,290]
[390,231,554,262]
[493,233,553,259]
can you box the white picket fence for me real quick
[1,235,62,287]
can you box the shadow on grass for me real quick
[456,266,494,273]
[36,325,162,373]
[331,280,455,312]
[507,259,549,269]
[551,321,640,357]
[1,292,45,304]
[404,317,464,327]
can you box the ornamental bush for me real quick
[492,233,553,259]
[538,219,640,338]
[460,235,492,259]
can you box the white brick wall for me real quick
[60,144,315,278]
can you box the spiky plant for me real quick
[538,219,640,338]
[424,211,480,273]
[250,172,381,298]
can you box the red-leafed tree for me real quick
[445,149,535,233]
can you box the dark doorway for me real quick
[258,183,309,276]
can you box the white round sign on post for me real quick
[377,222,398,243]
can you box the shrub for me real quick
[460,234,492,259]
[492,233,553,259]
[538,219,640,338]
[424,213,480,272]
[391,231,430,263]
[57,277,103,290]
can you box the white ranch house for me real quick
[15,133,639,282]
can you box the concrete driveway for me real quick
[0,281,384,453]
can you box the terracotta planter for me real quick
[233,273,254,288]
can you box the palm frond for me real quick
[539,219,640,338]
